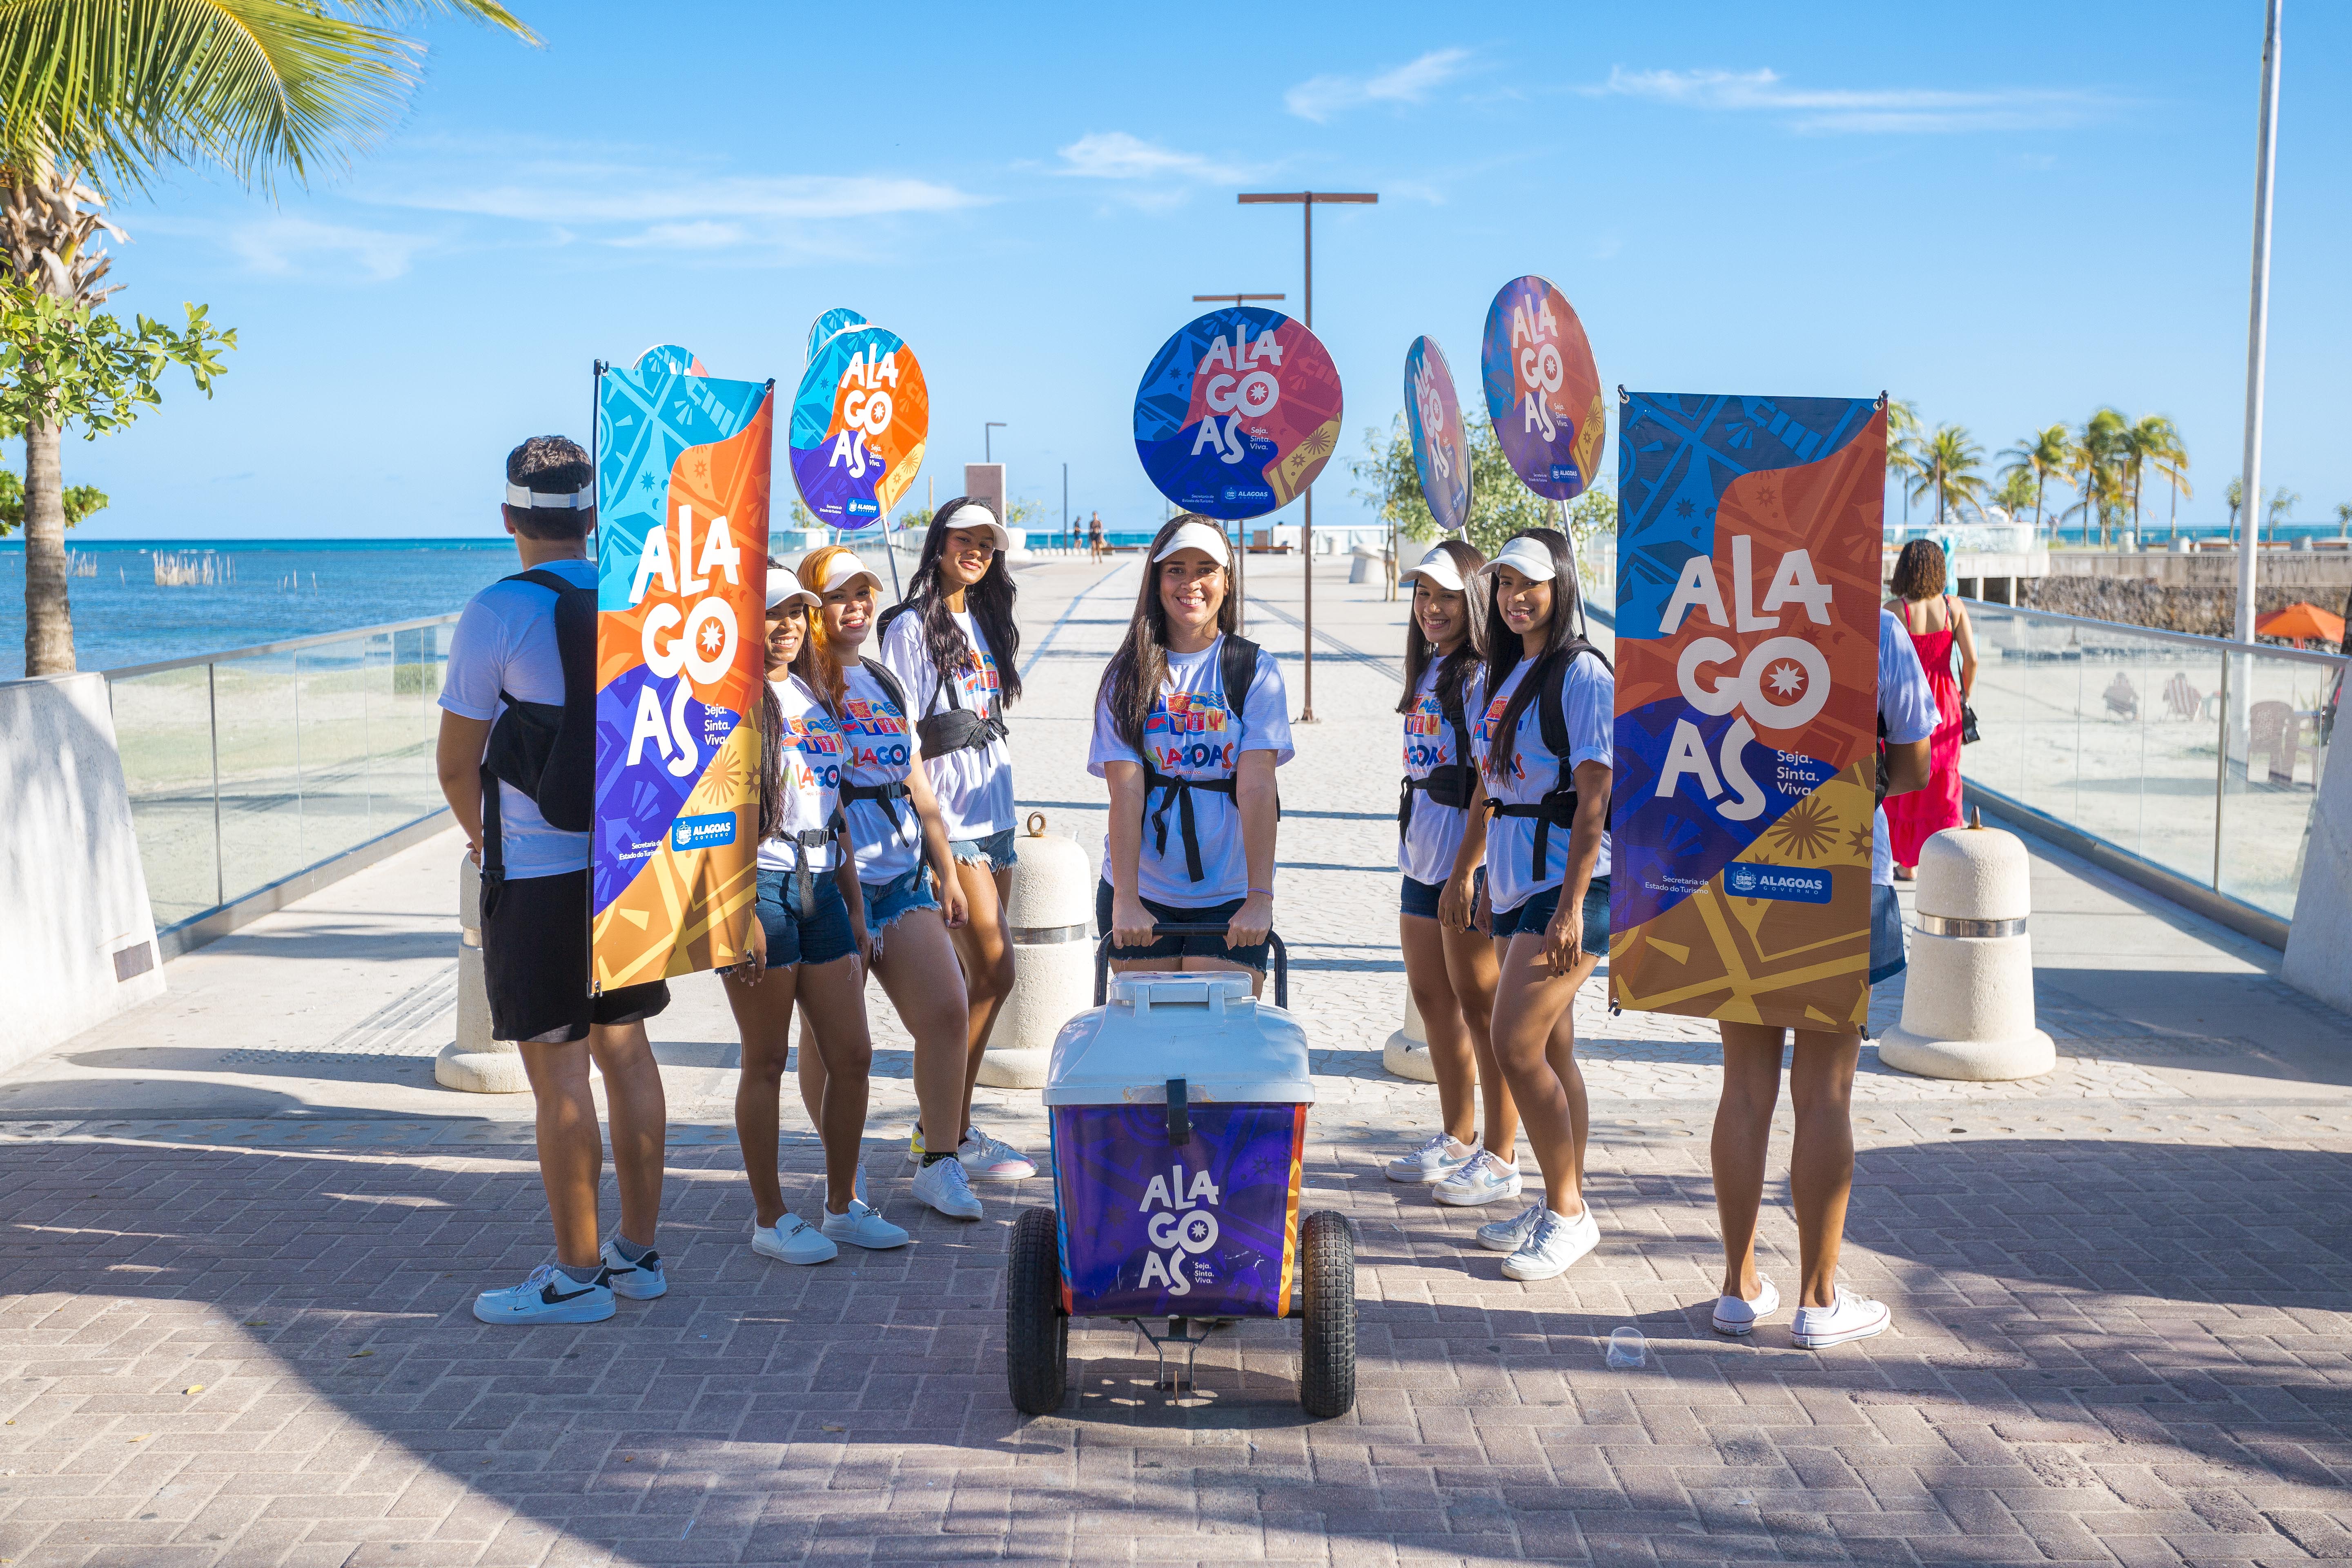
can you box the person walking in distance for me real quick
[1089,512,1106,561]
[1093,516,1292,991]
[724,566,907,1267]
[1385,541,1512,1205]
[435,436,670,1325]
[1443,529,1615,1283]
[875,498,1035,1181]
[1882,540,1976,881]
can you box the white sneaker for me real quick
[1476,1201,1545,1253]
[822,1199,911,1250]
[598,1239,667,1300]
[472,1263,614,1325]
[1791,1287,1890,1349]
[1500,1205,1600,1282]
[1386,1132,1477,1184]
[1434,1149,1524,1208]
[958,1127,1036,1181]
[912,1156,984,1220]
[750,1213,837,1266]
[1712,1276,1780,1336]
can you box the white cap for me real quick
[1399,544,1468,592]
[1479,534,1559,583]
[504,480,594,510]
[765,568,818,612]
[1151,519,1231,566]
[941,502,1013,555]
[803,550,884,596]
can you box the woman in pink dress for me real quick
[1883,541,1978,880]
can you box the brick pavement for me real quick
[1,557,2349,1566]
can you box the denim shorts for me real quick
[1094,880,1271,973]
[753,866,857,969]
[1869,882,1908,983]
[949,826,1019,873]
[862,861,940,933]
[1492,875,1611,956]
[1401,867,1485,921]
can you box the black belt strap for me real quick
[1142,762,1236,884]
[780,826,831,918]
[841,778,910,840]
[1487,790,1579,885]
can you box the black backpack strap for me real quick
[1220,635,1260,725]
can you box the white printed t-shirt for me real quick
[1088,635,1294,907]
[1876,609,1940,887]
[837,662,923,884]
[437,556,595,881]
[756,674,845,876]
[1473,649,1615,915]
[877,606,1014,842]
[1398,659,1481,886]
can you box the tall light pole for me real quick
[1238,190,1376,723]
[1061,462,1069,555]
[1191,292,1287,635]
[985,421,1006,463]
[2234,0,2282,654]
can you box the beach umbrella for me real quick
[2254,601,2345,648]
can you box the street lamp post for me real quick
[985,421,1005,463]
[2227,0,2283,786]
[1238,190,1377,724]
[1191,292,1288,635]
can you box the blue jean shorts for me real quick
[949,826,1019,873]
[1492,875,1611,957]
[862,861,940,934]
[1869,882,1908,984]
[1401,868,1484,921]
[753,866,857,969]
[1094,880,1271,974]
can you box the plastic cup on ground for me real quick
[1606,1327,1647,1368]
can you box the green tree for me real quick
[1352,410,1610,586]
[0,0,538,675]
[0,465,105,531]
[1906,424,1986,528]
[2336,500,2350,542]
[1989,466,2037,521]
[2226,476,2244,541]
[2062,408,2128,547]
[1885,398,1922,527]
[2118,414,2185,544]
[2265,486,2299,543]
[1997,423,2071,534]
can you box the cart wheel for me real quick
[1297,1208,1356,1419]
[1006,1206,1068,1415]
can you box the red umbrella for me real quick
[2256,601,2346,648]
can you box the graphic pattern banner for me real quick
[1609,393,1886,1030]
[633,343,706,379]
[1134,306,1342,521]
[804,307,865,362]
[592,362,774,989]
[1403,336,1470,535]
[788,324,928,530]
[1480,275,1604,501]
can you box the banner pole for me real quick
[587,359,608,998]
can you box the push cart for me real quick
[1004,924,1356,1418]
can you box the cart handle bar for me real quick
[1092,923,1288,1010]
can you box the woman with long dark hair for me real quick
[1090,515,1292,989]
[1881,539,1975,880]
[1387,541,1515,1205]
[875,497,1033,1181]
[1440,528,1615,1282]
[722,567,905,1265]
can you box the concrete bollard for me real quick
[1383,989,1435,1082]
[976,813,1094,1089]
[436,855,531,1094]
[1878,816,2056,1082]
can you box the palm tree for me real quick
[1989,467,2036,524]
[2266,487,2299,543]
[1885,398,1922,528]
[2062,408,2128,547]
[2337,500,2350,542]
[2119,414,2184,546]
[2227,477,2245,542]
[1997,423,2070,537]
[1905,424,1987,528]
[0,1,538,675]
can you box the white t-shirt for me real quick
[836,661,923,884]
[877,605,1014,842]
[437,556,595,881]
[755,675,845,876]
[1876,609,1940,887]
[1088,635,1294,907]
[1473,649,1615,914]
[1398,659,1480,886]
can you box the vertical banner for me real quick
[591,362,775,988]
[1133,306,1342,519]
[1403,336,1470,535]
[1609,394,1886,1030]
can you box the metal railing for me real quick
[103,615,461,938]
[1958,601,2345,926]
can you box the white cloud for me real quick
[227,216,434,281]
[604,220,749,250]
[1584,66,2114,134]
[376,169,983,225]
[1053,131,1251,185]
[1285,48,1472,123]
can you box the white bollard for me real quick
[436,854,531,1094]
[1383,989,1436,1082]
[1878,816,2055,1082]
[976,813,1095,1089]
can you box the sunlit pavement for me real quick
[2,555,2349,1566]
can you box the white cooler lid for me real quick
[1042,971,1315,1107]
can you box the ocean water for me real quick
[0,539,519,678]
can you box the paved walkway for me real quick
[2,557,2348,1567]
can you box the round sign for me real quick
[1479,275,1603,501]
[633,343,706,377]
[1134,306,1343,521]
[805,307,866,363]
[788,324,929,530]
[1403,336,1470,535]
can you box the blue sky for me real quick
[47,0,2352,541]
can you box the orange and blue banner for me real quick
[1608,393,1886,1030]
[788,323,927,530]
[591,359,775,988]
[1480,275,1604,502]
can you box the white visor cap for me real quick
[1399,544,1469,593]
[765,568,819,612]
[1151,519,1232,566]
[804,550,884,596]
[505,480,594,510]
[941,503,1012,555]
[1480,534,1560,584]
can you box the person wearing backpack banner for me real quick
[1090,515,1293,991]
[1387,540,1515,1202]
[434,435,672,1326]
[1439,528,1615,1283]
[792,544,985,1222]
[874,499,1035,1183]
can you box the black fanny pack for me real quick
[917,706,1008,760]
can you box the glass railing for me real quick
[1958,601,2345,924]
[104,617,459,935]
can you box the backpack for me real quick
[479,567,596,884]
[1397,682,1476,843]
[1483,639,1614,884]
